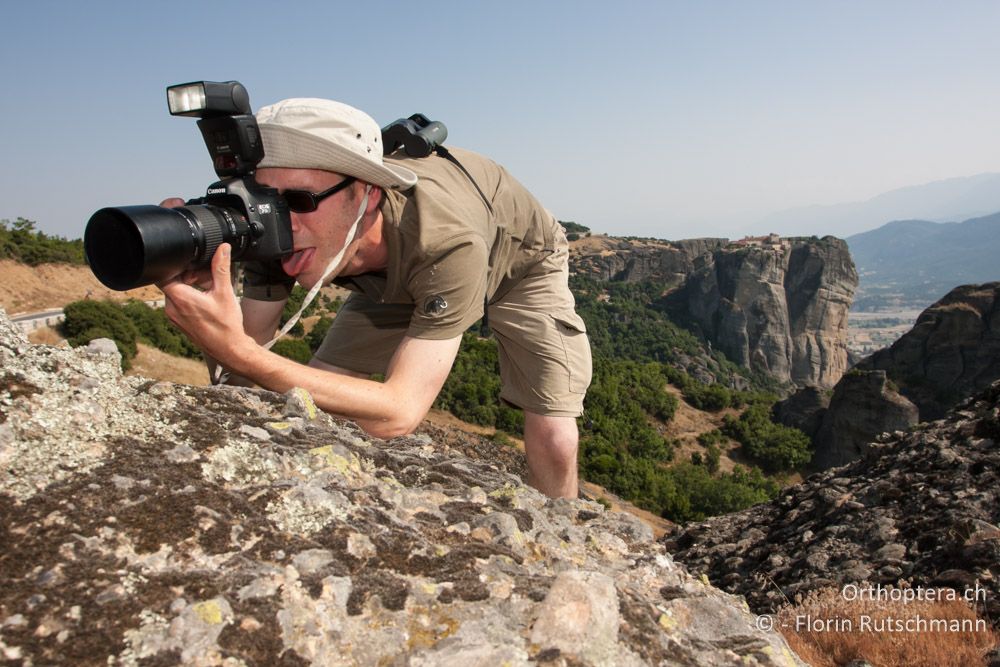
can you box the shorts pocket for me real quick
[551,310,592,394]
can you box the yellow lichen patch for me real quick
[405,609,460,651]
[291,387,318,420]
[699,573,710,586]
[266,421,293,431]
[488,483,520,499]
[308,446,361,476]
[193,600,224,625]
[658,613,676,631]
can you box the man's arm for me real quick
[161,243,461,438]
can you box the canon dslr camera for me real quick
[84,81,292,291]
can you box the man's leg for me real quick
[523,411,580,498]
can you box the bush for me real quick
[270,338,313,364]
[0,218,85,265]
[121,300,200,359]
[722,403,812,472]
[281,286,321,337]
[307,315,334,352]
[62,300,139,369]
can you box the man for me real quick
[160,98,592,498]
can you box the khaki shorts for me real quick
[315,245,592,417]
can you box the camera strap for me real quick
[265,184,373,348]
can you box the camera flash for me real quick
[167,83,207,116]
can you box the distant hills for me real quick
[752,173,1000,238]
[846,211,1000,311]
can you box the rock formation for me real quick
[811,370,920,469]
[793,282,1000,470]
[855,282,1000,421]
[677,238,857,388]
[570,237,727,285]
[664,380,1000,625]
[0,309,804,666]
[571,236,858,389]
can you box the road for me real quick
[9,300,166,334]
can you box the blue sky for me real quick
[2,1,999,240]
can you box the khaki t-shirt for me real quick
[244,147,561,340]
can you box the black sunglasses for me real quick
[281,177,357,213]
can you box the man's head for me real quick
[254,99,416,287]
[256,98,417,190]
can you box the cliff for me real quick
[0,309,804,666]
[572,236,857,388]
[664,380,1000,625]
[570,237,728,285]
[855,282,1000,421]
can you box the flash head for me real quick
[167,81,251,118]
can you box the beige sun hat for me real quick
[255,98,418,190]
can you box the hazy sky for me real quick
[2,1,999,240]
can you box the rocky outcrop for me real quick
[812,370,920,469]
[571,237,727,285]
[664,380,1000,625]
[855,282,1000,421]
[799,282,1000,470]
[571,236,857,389]
[772,385,829,440]
[676,237,857,388]
[0,309,804,666]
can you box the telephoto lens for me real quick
[84,203,248,291]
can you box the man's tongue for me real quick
[282,248,315,277]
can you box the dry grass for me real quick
[128,343,210,386]
[777,586,998,667]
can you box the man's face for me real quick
[254,167,362,289]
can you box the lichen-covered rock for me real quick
[665,380,1000,625]
[0,308,804,666]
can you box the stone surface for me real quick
[665,380,1000,625]
[0,308,804,666]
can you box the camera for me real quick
[84,81,292,291]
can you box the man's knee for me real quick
[524,413,578,463]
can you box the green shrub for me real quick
[62,300,139,369]
[722,403,811,472]
[705,443,721,474]
[0,218,85,265]
[270,338,312,364]
[307,315,334,352]
[491,430,513,447]
[121,300,200,359]
[281,286,321,337]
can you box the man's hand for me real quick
[159,242,255,367]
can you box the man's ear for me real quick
[364,185,383,215]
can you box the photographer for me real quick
[159,98,592,498]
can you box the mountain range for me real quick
[751,172,1000,239]
[846,211,1000,311]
